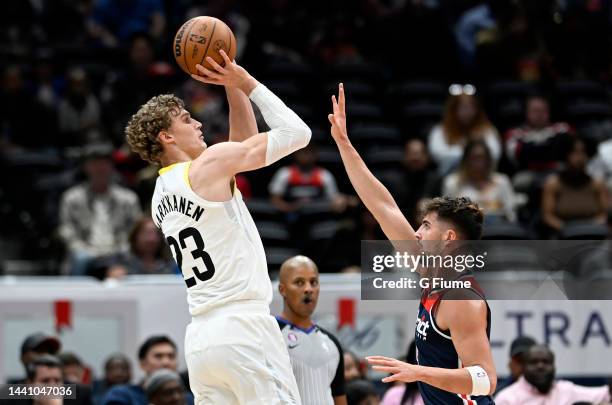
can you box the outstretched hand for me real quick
[191,50,258,95]
[328,83,349,144]
[366,356,420,383]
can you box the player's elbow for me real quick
[294,123,311,149]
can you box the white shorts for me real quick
[185,300,302,405]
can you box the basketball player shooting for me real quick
[125,50,306,404]
[327,84,497,405]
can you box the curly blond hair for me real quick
[125,94,185,164]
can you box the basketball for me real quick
[173,16,237,76]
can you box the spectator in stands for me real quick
[0,65,57,151]
[27,355,63,385]
[541,138,608,234]
[10,333,61,384]
[58,67,104,147]
[495,336,536,393]
[344,351,364,383]
[385,139,440,225]
[453,1,497,69]
[32,50,62,110]
[269,144,347,215]
[428,88,501,176]
[504,95,574,173]
[103,33,175,144]
[59,143,142,275]
[58,352,87,384]
[87,0,165,48]
[144,369,186,405]
[381,341,424,405]
[93,354,132,405]
[495,344,611,404]
[311,16,364,64]
[443,140,517,223]
[346,379,380,405]
[276,255,347,405]
[2,354,93,405]
[125,217,173,275]
[322,205,386,272]
[0,355,63,405]
[588,138,612,196]
[102,335,192,405]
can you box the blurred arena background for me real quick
[0,0,611,403]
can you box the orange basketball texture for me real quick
[173,16,237,75]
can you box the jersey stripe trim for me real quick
[183,161,192,188]
[158,162,182,175]
[429,309,452,339]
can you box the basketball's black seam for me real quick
[200,20,217,66]
[183,19,193,74]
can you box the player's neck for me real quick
[160,150,193,168]
[281,309,313,330]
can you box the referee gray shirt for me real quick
[276,316,345,405]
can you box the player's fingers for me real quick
[204,57,226,74]
[191,74,218,84]
[366,356,396,363]
[332,95,339,115]
[195,64,221,79]
[367,356,396,361]
[372,366,399,374]
[219,49,232,66]
[338,83,345,112]
[382,374,401,383]
[368,359,397,367]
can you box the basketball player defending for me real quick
[327,84,496,405]
[125,50,306,404]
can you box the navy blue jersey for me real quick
[414,276,494,405]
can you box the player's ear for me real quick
[444,229,458,241]
[158,130,174,145]
[278,282,286,298]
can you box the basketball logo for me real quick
[213,40,226,52]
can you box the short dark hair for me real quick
[422,196,484,240]
[58,352,83,367]
[104,353,131,369]
[26,354,62,380]
[345,379,378,404]
[138,336,176,360]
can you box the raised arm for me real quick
[328,84,416,241]
[226,86,258,142]
[189,51,311,177]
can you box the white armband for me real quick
[466,366,490,396]
[249,84,311,165]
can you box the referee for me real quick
[276,256,347,405]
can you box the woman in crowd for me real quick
[542,137,608,233]
[428,86,501,176]
[443,140,517,223]
[125,216,174,275]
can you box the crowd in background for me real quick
[3,331,610,405]
[1,0,612,277]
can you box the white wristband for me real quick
[466,366,490,396]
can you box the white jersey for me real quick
[151,161,272,316]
